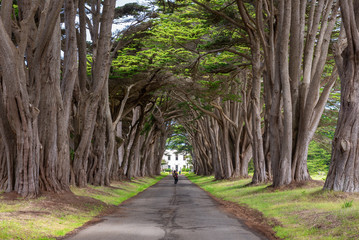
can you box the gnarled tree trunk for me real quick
[324,0,359,192]
[73,0,116,187]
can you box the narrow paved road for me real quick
[66,175,267,240]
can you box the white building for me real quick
[163,149,190,172]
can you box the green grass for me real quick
[187,173,359,240]
[0,174,166,240]
[0,201,101,240]
[341,200,353,209]
[71,175,165,205]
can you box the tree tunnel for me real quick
[1,0,359,198]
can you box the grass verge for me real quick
[0,174,166,240]
[187,173,359,240]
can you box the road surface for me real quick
[66,175,267,240]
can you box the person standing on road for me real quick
[173,170,179,184]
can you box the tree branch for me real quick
[113,84,135,128]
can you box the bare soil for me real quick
[0,190,122,240]
[265,179,324,191]
[3,192,108,216]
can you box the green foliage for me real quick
[166,123,192,154]
[12,4,19,18]
[113,46,194,78]
[111,4,214,79]
[86,55,93,75]
[309,86,340,179]
[247,159,254,174]
[176,101,191,112]
[141,114,155,136]
[199,30,246,50]
[307,140,331,177]
[199,31,250,74]
[342,200,353,209]
[197,78,224,89]
[70,149,75,162]
[111,3,250,79]
[115,3,148,18]
[196,77,243,103]
[150,9,210,45]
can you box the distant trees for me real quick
[170,74,253,179]
[132,0,341,188]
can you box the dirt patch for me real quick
[206,192,282,240]
[294,209,341,230]
[1,191,22,200]
[105,185,128,191]
[266,179,324,191]
[0,190,111,217]
[303,188,359,205]
[292,208,359,239]
[77,186,114,196]
[40,191,109,213]
[0,190,118,240]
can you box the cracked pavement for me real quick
[65,175,267,240]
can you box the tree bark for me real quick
[324,0,359,192]
[73,0,116,187]
[0,0,67,196]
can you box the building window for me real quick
[168,155,170,160]
[176,165,178,171]
[176,154,178,160]
[168,165,171,169]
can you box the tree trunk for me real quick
[73,0,116,187]
[56,0,78,190]
[0,14,47,197]
[126,107,145,179]
[270,0,293,187]
[324,0,359,192]
[38,18,63,192]
[251,41,267,184]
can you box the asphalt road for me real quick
[66,175,267,240]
